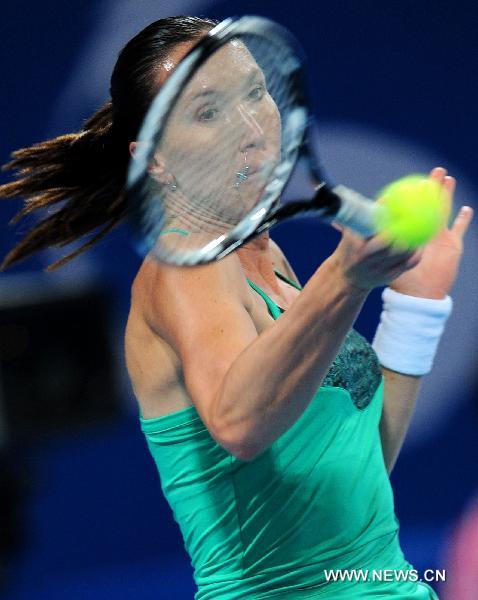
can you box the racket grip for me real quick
[329,184,384,238]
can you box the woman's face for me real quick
[151,38,282,228]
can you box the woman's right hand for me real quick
[330,225,423,293]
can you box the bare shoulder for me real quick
[268,238,301,286]
[129,252,260,446]
[131,252,252,338]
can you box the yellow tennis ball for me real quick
[374,174,449,250]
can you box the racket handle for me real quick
[327,184,384,238]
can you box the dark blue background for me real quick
[1,1,477,598]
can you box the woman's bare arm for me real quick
[379,369,422,474]
[143,232,419,461]
[376,168,473,474]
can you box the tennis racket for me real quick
[126,15,386,265]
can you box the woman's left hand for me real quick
[389,167,474,299]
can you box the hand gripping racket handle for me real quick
[313,183,385,238]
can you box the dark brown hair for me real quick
[0,16,216,271]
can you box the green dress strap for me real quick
[273,269,302,290]
[159,227,190,236]
[246,279,283,319]
[246,270,301,320]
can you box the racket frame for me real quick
[127,15,379,265]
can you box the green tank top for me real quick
[139,244,439,598]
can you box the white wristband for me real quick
[372,287,453,376]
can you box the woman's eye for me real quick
[248,85,265,101]
[198,107,218,122]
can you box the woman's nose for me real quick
[237,104,266,152]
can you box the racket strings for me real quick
[138,30,305,258]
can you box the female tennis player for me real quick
[0,16,473,599]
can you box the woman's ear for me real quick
[129,141,152,160]
[129,141,138,158]
[148,152,169,182]
[129,143,172,184]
